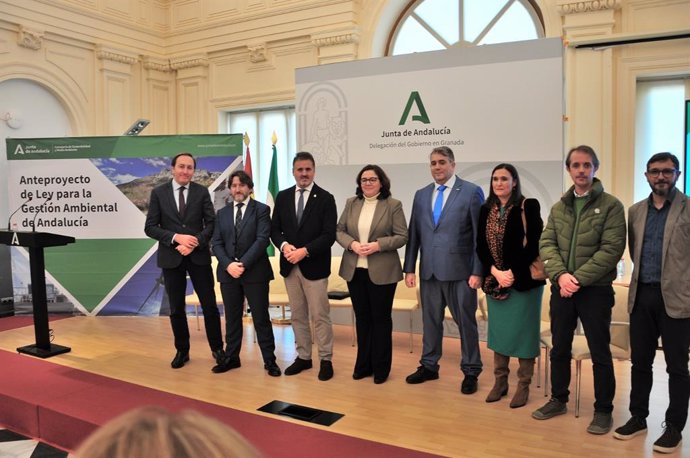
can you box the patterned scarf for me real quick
[482,203,512,300]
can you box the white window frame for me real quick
[388,0,544,56]
[223,106,296,203]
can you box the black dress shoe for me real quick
[405,365,439,384]
[461,375,478,394]
[171,351,189,369]
[352,370,373,380]
[284,358,313,376]
[318,360,334,381]
[211,348,225,365]
[264,360,282,377]
[212,357,241,374]
[374,374,388,384]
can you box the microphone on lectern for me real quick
[7,196,32,231]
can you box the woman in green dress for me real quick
[476,163,545,408]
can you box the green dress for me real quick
[487,285,543,358]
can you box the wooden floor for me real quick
[0,316,685,457]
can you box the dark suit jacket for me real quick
[403,176,484,281]
[270,183,337,280]
[212,198,273,284]
[144,180,215,269]
[476,198,545,291]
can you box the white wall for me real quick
[0,79,72,225]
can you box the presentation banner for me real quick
[295,39,565,225]
[6,134,242,316]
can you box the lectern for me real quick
[0,230,75,357]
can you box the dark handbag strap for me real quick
[520,198,528,248]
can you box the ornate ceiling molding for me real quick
[142,56,172,72]
[95,46,139,65]
[311,29,360,48]
[247,43,267,63]
[18,26,44,50]
[170,54,209,70]
[558,0,621,15]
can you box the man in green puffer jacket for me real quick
[532,145,626,436]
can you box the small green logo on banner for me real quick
[399,91,430,125]
[14,144,24,155]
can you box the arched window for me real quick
[388,0,544,56]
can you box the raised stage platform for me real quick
[0,315,680,457]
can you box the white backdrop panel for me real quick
[295,38,565,244]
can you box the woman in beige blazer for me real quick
[336,165,408,384]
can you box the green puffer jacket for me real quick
[539,178,626,287]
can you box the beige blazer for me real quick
[628,189,690,318]
[336,196,408,285]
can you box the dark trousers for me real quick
[629,283,690,429]
[549,284,615,413]
[347,268,397,379]
[162,258,222,352]
[220,280,276,364]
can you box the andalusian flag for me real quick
[266,131,280,256]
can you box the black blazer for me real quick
[212,198,273,284]
[476,197,545,291]
[270,183,337,280]
[144,180,215,269]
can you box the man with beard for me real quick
[211,170,280,376]
[533,145,626,435]
[271,152,337,381]
[613,152,689,454]
[403,146,484,394]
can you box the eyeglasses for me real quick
[360,177,379,184]
[646,168,677,177]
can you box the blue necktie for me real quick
[433,185,447,225]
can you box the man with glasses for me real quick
[613,152,689,454]
[533,145,626,435]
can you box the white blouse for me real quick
[356,194,379,269]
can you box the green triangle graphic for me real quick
[45,239,156,313]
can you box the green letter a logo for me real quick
[399,91,430,125]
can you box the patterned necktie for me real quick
[296,188,305,224]
[433,184,447,225]
[178,186,186,217]
[235,202,244,231]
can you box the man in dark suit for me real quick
[403,146,485,394]
[144,152,224,369]
[211,170,280,376]
[271,152,337,381]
